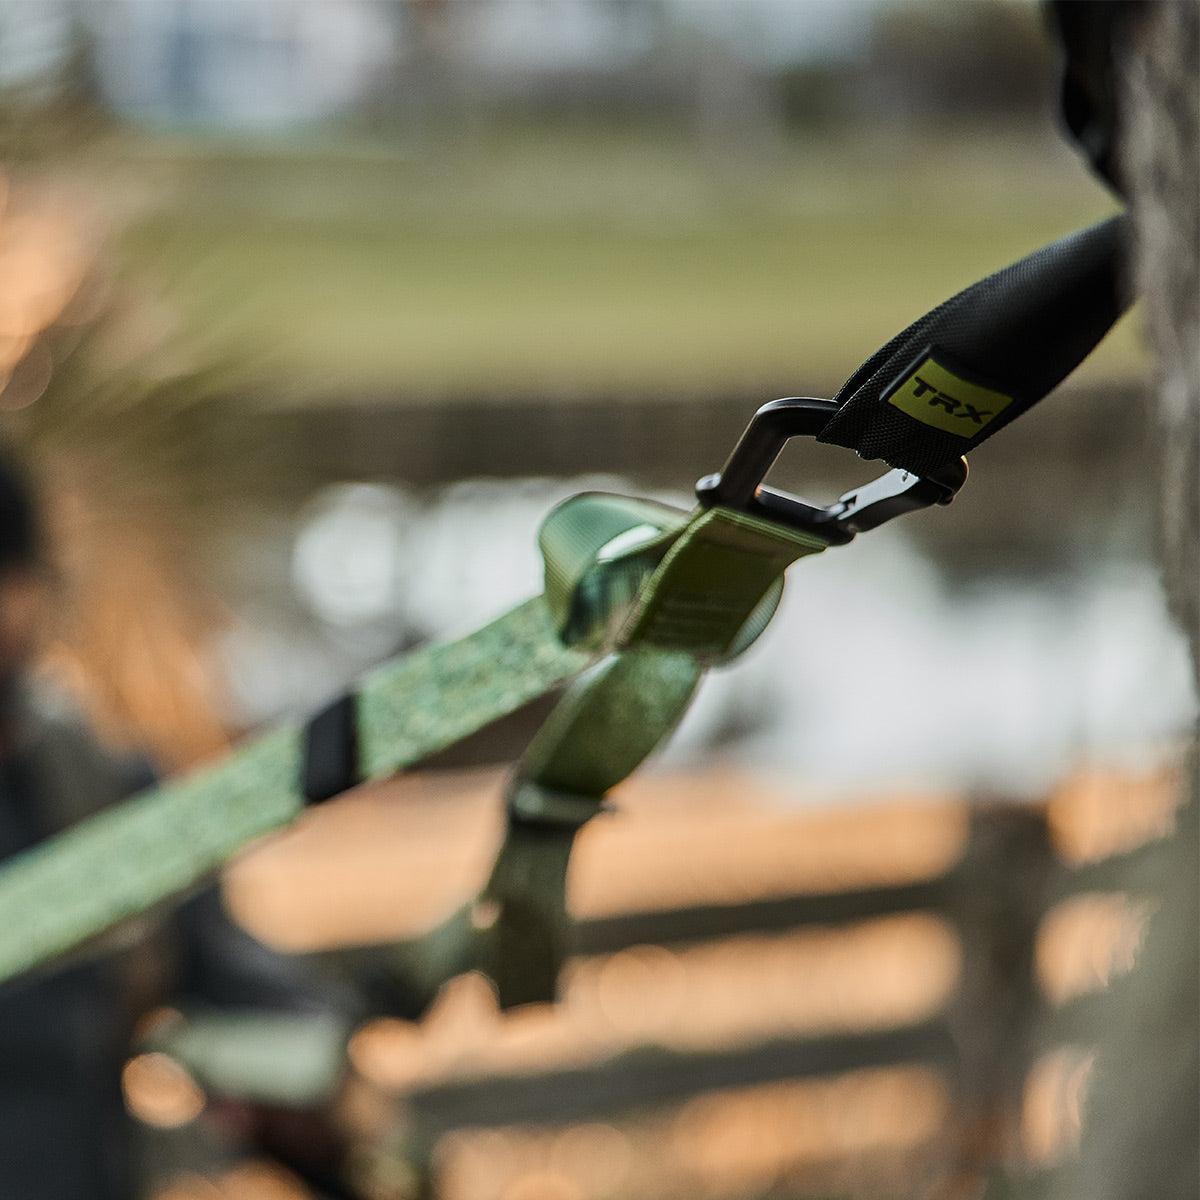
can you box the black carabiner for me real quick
[695,397,967,544]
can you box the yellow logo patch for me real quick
[887,355,1014,437]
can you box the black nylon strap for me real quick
[301,691,361,804]
[818,215,1130,476]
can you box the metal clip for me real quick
[695,397,967,543]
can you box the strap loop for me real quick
[817,216,1130,475]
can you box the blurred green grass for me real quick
[116,124,1139,402]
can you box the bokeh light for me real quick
[122,1052,206,1129]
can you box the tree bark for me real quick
[1049,4,1198,1198]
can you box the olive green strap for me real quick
[402,498,830,1010]
[0,598,587,985]
[356,597,589,779]
[0,493,826,994]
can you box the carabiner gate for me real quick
[695,397,967,544]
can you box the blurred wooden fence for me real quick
[360,779,1175,1200]
[141,765,1177,1199]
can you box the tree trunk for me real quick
[1050,4,1198,1198]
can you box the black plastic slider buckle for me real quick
[695,397,967,544]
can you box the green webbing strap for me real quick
[0,496,821,995]
[381,497,829,1010]
[356,597,590,780]
[0,598,587,985]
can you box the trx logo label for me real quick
[886,354,1014,438]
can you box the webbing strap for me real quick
[0,599,587,985]
[392,496,828,1009]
